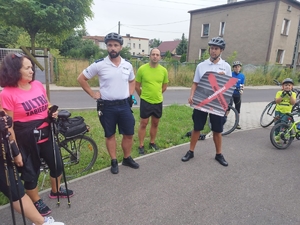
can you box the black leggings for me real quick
[0,155,25,201]
[23,138,63,190]
[228,95,242,113]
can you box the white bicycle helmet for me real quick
[232,61,242,67]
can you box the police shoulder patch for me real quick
[94,58,104,63]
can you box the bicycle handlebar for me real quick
[273,79,281,86]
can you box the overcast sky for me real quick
[85,0,244,41]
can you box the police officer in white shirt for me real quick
[181,37,231,167]
[77,32,139,174]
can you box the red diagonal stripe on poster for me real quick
[196,73,238,111]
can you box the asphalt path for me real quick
[1,127,300,225]
[49,88,279,109]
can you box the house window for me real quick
[139,44,141,49]
[297,52,300,65]
[202,24,210,37]
[199,49,207,59]
[133,52,135,56]
[133,43,135,48]
[281,19,290,35]
[127,43,131,48]
[276,49,285,64]
[219,22,225,36]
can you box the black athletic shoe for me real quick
[122,156,139,169]
[110,159,119,174]
[34,199,51,216]
[181,150,194,162]
[149,143,159,151]
[215,154,228,166]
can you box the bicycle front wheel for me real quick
[270,123,294,149]
[260,101,276,128]
[60,135,98,179]
[222,105,239,136]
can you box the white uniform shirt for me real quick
[193,58,232,83]
[82,56,135,100]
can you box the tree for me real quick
[0,26,23,48]
[0,0,93,53]
[120,46,132,60]
[176,33,188,55]
[164,51,172,60]
[59,29,86,57]
[149,38,162,48]
[180,53,186,63]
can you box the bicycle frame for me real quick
[279,120,300,141]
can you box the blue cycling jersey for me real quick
[232,71,245,95]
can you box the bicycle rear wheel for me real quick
[222,105,239,136]
[60,135,98,178]
[260,101,276,128]
[270,122,294,149]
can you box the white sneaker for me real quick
[33,216,65,225]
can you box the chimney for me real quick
[227,0,237,3]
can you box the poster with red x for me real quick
[192,72,238,116]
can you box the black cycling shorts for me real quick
[140,99,163,119]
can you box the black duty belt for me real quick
[103,99,127,106]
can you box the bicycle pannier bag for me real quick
[58,116,87,138]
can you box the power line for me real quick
[100,25,118,35]
[122,25,185,34]
[158,0,225,6]
[123,20,189,27]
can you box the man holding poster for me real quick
[181,37,233,166]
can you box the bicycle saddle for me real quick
[58,110,71,119]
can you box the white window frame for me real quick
[276,49,285,64]
[202,24,210,37]
[219,22,226,36]
[281,19,290,35]
[133,43,135,49]
[199,49,207,59]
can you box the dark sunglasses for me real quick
[11,53,24,59]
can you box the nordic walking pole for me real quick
[0,121,16,225]
[52,112,71,207]
[49,105,60,206]
[0,111,26,224]
[7,139,26,225]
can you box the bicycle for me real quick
[222,104,239,135]
[207,104,239,136]
[40,110,98,189]
[260,79,300,128]
[269,110,300,149]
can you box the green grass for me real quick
[54,58,300,88]
[0,104,210,205]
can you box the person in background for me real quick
[0,52,74,216]
[135,48,169,155]
[225,61,245,129]
[77,32,139,174]
[181,37,231,167]
[274,78,296,142]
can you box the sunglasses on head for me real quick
[11,53,24,59]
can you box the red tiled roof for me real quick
[83,36,104,41]
[157,40,181,53]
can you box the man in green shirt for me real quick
[135,48,169,154]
